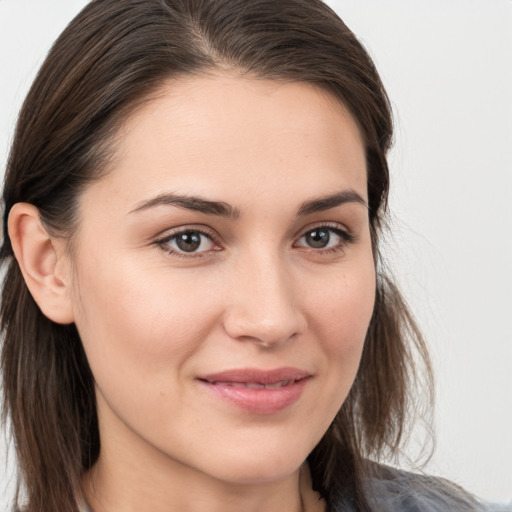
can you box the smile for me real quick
[209,380,294,389]
[197,367,311,414]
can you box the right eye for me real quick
[157,229,219,256]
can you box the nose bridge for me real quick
[223,245,305,346]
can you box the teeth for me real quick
[211,380,290,389]
[214,381,248,388]
[265,380,289,389]
[246,382,265,389]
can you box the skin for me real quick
[11,73,376,512]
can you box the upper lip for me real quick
[198,367,311,385]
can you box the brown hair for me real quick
[2,1,434,510]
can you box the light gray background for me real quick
[1,0,511,508]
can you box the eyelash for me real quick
[155,226,220,259]
[293,223,355,255]
[154,223,355,259]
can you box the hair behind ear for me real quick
[1,259,99,511]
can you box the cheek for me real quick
[304,257,376,392]
[70,251,221,396]
[70,262,223,447]
[310,261,375,346]
[287,258,375,443]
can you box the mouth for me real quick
[205,380,297,389]
[196,367,311,414]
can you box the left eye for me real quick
[162,230,216,254]
[296,227,347,249]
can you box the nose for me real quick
[222,252,307,348]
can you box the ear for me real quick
[8,203,75,324]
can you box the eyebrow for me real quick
[129,193,240,218]
[129,189,367,218]
[297,189,367,216]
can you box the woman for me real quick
[0,0,486,511]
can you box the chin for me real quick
[193,438,313,485]
[212,460,303,486]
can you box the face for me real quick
[68,74,375,485]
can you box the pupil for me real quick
[176,231,201,252]
[306,229,329,248]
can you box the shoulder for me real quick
[367,465,485,512]
[330,463,487,512]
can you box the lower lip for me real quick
[198,378,309,414]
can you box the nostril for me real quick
[222,316,303,348]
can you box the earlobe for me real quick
[8,203,75,324]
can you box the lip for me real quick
[196,367,311,414]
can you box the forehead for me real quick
[83,73,367,214]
